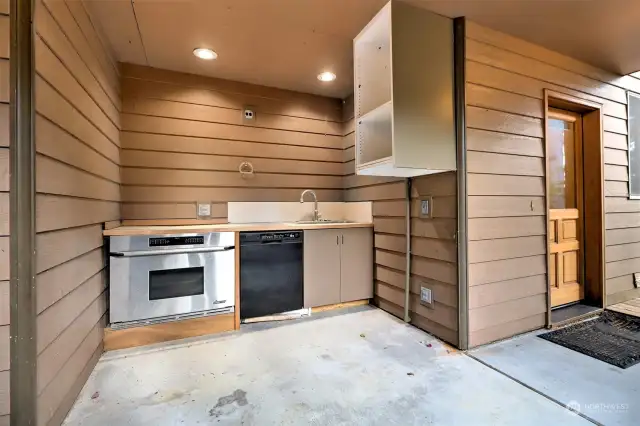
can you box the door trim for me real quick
[543,90,605,326]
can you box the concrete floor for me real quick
[471,326,640,426]
[64,307,591,426]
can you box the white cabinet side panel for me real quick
[391,2,456,171]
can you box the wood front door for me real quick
[548,108,584,307]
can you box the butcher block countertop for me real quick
[103,221,373,236]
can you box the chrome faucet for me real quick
[300,189,319,222]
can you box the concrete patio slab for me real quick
[471,326,639,426]
[64,307,590,425]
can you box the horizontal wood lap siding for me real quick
[34,1,119,425]
[120,64,343,223]
[465,21,638,346]
[409,173,458,343]
[0,6,7,423]
[342,95,458,346]
[121,63,340,121]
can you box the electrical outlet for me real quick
[197,202,211,218]
[420,286,434,308]
[243,107,256,124]
[634,273,640,288]
[419,196,432,218]
[421,200,429,215]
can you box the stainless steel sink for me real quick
[293,220,353,225]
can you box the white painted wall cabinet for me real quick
[354,0,455,177]
[303,228,374,308]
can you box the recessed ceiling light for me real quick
[193,48,217,60]
[317,71,337,82]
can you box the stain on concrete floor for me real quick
[209,389,249,418]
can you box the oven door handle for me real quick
[110,246,235,257]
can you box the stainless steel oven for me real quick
[109,232,235,328]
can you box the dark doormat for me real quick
[539,310,640,369]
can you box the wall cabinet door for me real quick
[340,228,373,302]
[303,229,341,308]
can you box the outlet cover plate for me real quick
[634,273,640,288]
[419,196,433,218]
[420,286,434,308]
[197,202,212,218]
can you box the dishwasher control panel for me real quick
[240,231,303,245]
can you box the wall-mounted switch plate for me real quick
[420,286,434,308]
[419,196,433,219]
[634,273,640,288]
[197,202,211,218]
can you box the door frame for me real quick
[543,90,605,327]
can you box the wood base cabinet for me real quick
[303,228,373,308]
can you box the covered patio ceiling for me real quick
[82,0,640,97]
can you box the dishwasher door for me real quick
[240,232,303,319]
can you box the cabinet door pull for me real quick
[336,235,339,245]
[341,235,344,244]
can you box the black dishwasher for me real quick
[239,231,303,319]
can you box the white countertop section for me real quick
[103,221,373,237]
[227,202,372,224]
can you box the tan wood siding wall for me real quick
[120,64,343,224]
[0,2,8,424]
[34,1,120,424]
[343,97,458,345]
[465,22,640,347]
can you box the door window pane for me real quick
[149,267,204,300]
[548,118,576,209]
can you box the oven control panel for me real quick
[149,236,205,247]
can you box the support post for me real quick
[9,0,37,423]
[454,17,469,350]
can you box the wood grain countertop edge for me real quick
[103,222,374,236]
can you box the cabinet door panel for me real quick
[340,228,374,302]
[303,229,341,308]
